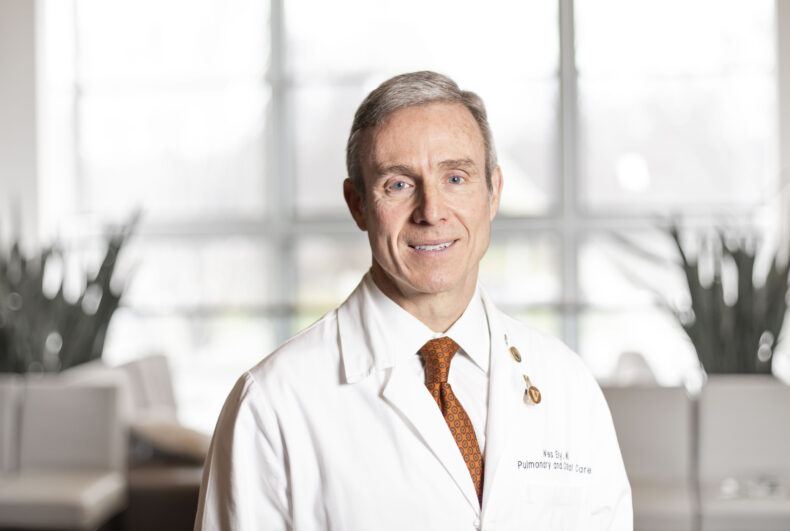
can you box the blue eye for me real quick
[388,180,411,192]
[449,175,462,184]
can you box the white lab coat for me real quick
[195,281,633,531]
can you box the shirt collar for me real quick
[362,272,490,373]
[445,290,490,373]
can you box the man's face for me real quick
[345,102,502,304]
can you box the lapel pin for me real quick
[509,346,522,363]
[523,375,542,404]
[504,334,522,363]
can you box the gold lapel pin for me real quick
[523,375,542,404]
[504,334,522,363]
[509,346,522,363]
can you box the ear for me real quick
[343,178,367,231]
[488,165,503,222]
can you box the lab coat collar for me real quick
[337,272,488,383]
[337,273,432,383]
[445,290,489,373]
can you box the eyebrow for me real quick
[438,158,476,171]
[375,163,417,177]
[375,158,477,177]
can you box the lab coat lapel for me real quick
[481,293,542,509]
[382,365,482,512]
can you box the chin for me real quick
[406,272,465,296]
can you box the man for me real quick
[195,71,632,530]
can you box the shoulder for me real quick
[243,309,342,395]
[212,310,342,437]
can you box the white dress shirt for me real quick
[361,273,491,454]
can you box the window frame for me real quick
[51,0,788,358]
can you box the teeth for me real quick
[413,241,453,251]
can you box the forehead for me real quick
[363,102,485,169]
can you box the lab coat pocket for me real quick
[520,483,585,531]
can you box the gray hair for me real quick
[346,71,497,197]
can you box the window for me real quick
[39,0,781,431]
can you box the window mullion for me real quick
[778,0,790,263]
[559,0,580,351]
[267,0,297,345]
[72,0,86,217]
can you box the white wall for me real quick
[0,0,39,249]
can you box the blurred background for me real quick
[1,0,790,530]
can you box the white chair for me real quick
[119,353,179,422]
[698,375,790,531]
[603,385,697,531]
[0,379,127,530]
[117,354,207,531]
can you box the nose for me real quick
[411,181,448,225]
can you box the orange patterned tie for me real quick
[419,336,484,504]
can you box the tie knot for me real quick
[419,336,459,384]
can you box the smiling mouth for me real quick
[409,240,457,252]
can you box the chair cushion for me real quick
[130,414,210,465]
[128,465,204,491]
[0,470,126,529]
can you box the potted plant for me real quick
[666,224,788,375]
[0,217,136,374]
[613,221,789,376]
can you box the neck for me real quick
[369,266,477,333]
